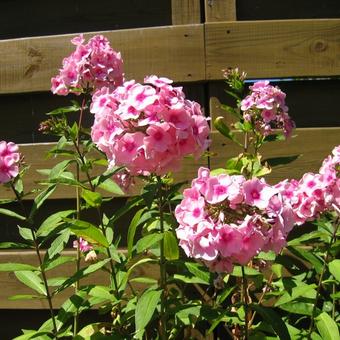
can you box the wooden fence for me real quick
[0,0,339,334]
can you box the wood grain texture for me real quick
[0,249,159,309]
[205,19,340,79]
[204,0,236,22]
[0,143,208,199]
[0,25,205,94]
[210,127,340,183]
[171,0,201,24]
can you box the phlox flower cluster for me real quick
[175,167,295,273]
[90,76,210,176]
[73,237,97,262]
[0,141,20,184]
[51,34,124,95]
[277,145,340,224]
[241,81,295,138]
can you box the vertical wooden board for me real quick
[0,25,205,94]
[205,19,340,79]
[172,0,201,24]
[210,127,340,183]
[204,0,236,22]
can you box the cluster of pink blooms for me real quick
[73,237,93,252]
[240,81,295,138]
[0,141,20,184]
[90,76,210,176]
[51,34,124,95]
[175,167,295,273]
[277,145,340,224]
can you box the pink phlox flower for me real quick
[73,237,93,253]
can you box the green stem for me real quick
[10,182,58,338]
[308,216,339,338]
[241,266,249,340]
[157,176,167,340]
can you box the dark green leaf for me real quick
[173,274,209,285]
[109,196,143,225]
[275,284,316,306]
[265,155,300,167]
[250,304,290,339]
[136,233,163,253]
[231,266,262,277]
[278,301,315,315]
[263,134,285,142]
[288,246,323,274]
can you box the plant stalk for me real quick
[10,182,58,338]
[241,266,249,340]
[308,216,339,338]
[157,176,167,340]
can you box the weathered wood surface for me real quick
[0,143,208,200]
[205,19,340,79]
[0,249,159,309]
[210,128,340,183]
[171,0,201,24]
[0,24,205,94]
[204,0,236,22]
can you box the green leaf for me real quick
[87,285,116,302]
[48,160,73,179]
[185,262,212,285]
[0,242,30,249]
[15,271,47,296]
[216,286,235,304]
[0,263,37,272]
[43,256,75,271]
[48,230,70,259]
[127,208,145,257]
[36,209,75,237]
[316,312,340,340]
[18,227,34,241]
[136,233,163,253]
[329,259,340,282]
[214,116,238,144]
[13,330,51,340]
[278,301,314,315]
[250,304,290,339]
[288,246,323,274]
[109,196,143,225]
[275,284,316,306]
[46,104,80,116]
[55,259,110,294]
[64,218,109,247]
[263,134,286,142]
[0,208,25,220]
[220,104,242,119]
[264,155,300,167]
[29,185,56,219]
[176,305,202,325]
[8,294,44,301]
[81,189,102,208]
[135,289,162,336]
[163,231,179,260]
[98,178,125,195]
[173,274,209,285]
[231,266,262,277]
[129,277,158,284]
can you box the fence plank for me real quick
[210,127,340,183]
[205,19,340,79]
[204,0,236,22]
[0,24,205,94]
[0,249,158,309]
[171,0,201,24]
[0,143,208,199]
